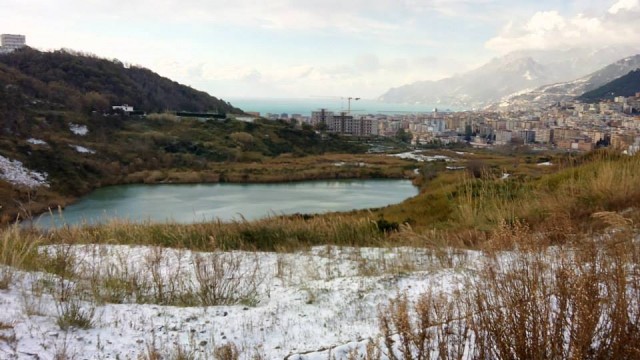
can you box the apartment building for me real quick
[0,34,26,53]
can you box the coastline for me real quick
[227,97,451,116]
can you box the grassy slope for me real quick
[5,148,634,252]
[1,111,414,222]
[0,47,417,222]
[2,149,639,358]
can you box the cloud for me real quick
[486,1,640,53]
[354,54,381,72]
[609,0,640,14]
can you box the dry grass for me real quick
[43,215,387,252]
[0,226,41,289]
[378,217,640,359]
[1,149,639,358]
[214,343,240,360]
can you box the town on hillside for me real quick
[250,94,640,156]
[3,32,639,155]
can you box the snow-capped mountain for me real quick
[379,45,640,109]
[493,54,640,109]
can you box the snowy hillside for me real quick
[379,45,640,109]
[0,244,474,359]
[493,54,640,109]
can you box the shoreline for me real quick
[9,170,419,227]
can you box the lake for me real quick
[32,180,417,227]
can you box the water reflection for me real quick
[32,180,416,228]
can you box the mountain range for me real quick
[379,45,640,109]
[578,69,640,103]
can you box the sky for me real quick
[2,0,640,99]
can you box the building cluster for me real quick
[0,34,26,54]
[258,93,640,155]
[457,94,640,155]
[310,110,379,136]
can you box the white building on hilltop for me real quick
[0,34,26,53]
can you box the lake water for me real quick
[32,180,417,227]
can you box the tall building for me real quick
[311,109,333,127]
[327,113,377,136]
[0,34,26,53]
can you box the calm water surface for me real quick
[228,97,454,116]
[33,180,416,227]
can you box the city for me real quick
[250,93,640,156]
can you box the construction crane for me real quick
[309,95,361,114]
[347,97,360,114]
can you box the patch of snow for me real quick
[0,155,49,188]
[27,138,47,145]
[537,162,553,166]
[0,245,478,359]
[333,162,368,167]
[236,116,257,123]
[70,145,96,154]
[69,123,88,136]
[392,151,453,162]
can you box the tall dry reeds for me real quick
[44,214,385,252]
[378,216,640,359]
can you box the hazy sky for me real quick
[3,0,640,99]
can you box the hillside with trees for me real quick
[0,48,242,114]
[0,48,381,223]
[578,69,640,103]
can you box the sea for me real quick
[227,97,454,117]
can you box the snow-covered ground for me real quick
[26,139,47,146]
[391,151,453,162]
[0,245,477,359]
[69,124,88,136]
[69,145,96,154]
[0,155,49,188]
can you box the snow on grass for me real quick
[69,123,88,136]
[537,161,553,166]
[26,138,47,145]
[391,151,453,162]
[333,162,367,167]
[0,155,49,188]
[69,145,96,154]
[0,245,477,359]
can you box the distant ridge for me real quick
[577,69,640,103]
[492,54,640,109]
[379,45,640,109]
[0,47,242,114]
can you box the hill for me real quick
[0,48,387,223]
[577,69,640,103]
[492,54,640,109]
[379,45,639,109]
[379,56,555,109]
[0,47,242,114]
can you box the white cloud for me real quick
[8,0,635,99]
[486,2,640,53]
[609,0,640,14]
